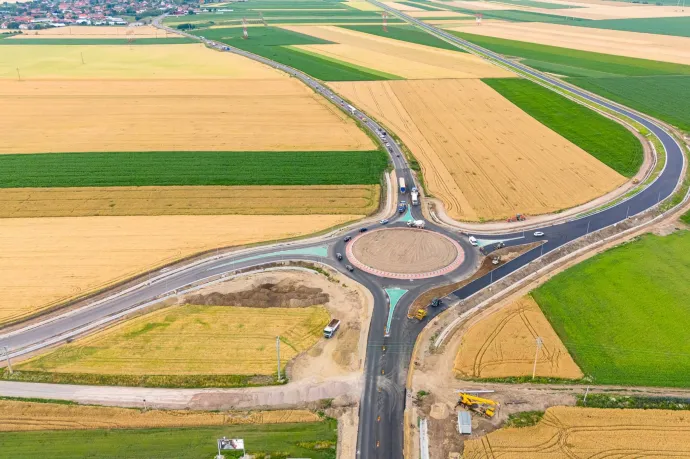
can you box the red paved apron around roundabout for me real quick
[345,227,465,279]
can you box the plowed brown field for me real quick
[0,400,319,431]
[454,296,583,379]
[0,79,373,154]
[330,79,625,221]
[0,185,380,218]
[447,22,690,66]
[284,25,513,79]
[0,214,359,326]
[10,25,180,38]
[464,406,690,458]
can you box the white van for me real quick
[469,236,478,246]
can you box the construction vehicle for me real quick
[411,190,419,206]
[399,177,407,193]
[407,219,425,229]
[413,308,427,320]
[323,319,341,338]
[492,255,501,265]
[456,393,498,418]
[506,213,526,223]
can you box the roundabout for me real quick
[346,227,465,279]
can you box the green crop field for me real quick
[0,150,389,188]
[459,9,589,23]
[575,16,690,38]
[0,421,337,459]
[532,231,690,388]
[570,75,690,132]
[483,78,643,177]
[341,24,466,51]
[191,26,399,80]
[451,31,690,77]
[396,0,445,10]
[0,38,195,45]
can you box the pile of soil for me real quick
[186,279,329,308]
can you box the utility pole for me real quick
[81,52,85,65]
[16,68,20,81]
[626,205,630,218]
[276,336,282,381]
[586,220,591,235]
[583,386,590,405]
[3,346,12,374]
[531,337,543,379]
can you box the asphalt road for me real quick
[0,13,686,459]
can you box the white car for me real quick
[534,231,545,237]
[469,236,478,246]
[380,219,389,225]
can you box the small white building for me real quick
[458,411,472,435]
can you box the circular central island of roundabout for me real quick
[346,227,465,279]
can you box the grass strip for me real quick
[682,209,690,225]
[0,150,389,188]
[451,31,690,77]
[0,369,281,389]
[504,411,545,428]
[577,394,690,410]
[0,420,337,459]
[341,24,465,51]
[532,231,690,388]
[483,78,643,177]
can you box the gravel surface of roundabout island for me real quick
[347,228,465,279]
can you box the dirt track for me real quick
[351,228,458,274]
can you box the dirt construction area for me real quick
[463,406,690,458]
[447,22,690,66]
[331,79,625,221]
[350,228,461,274]
[284,25,514,79]
[453,296,583,379]
[0,214,358,327]
[19,268,373,379]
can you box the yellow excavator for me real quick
[456,392,499,418]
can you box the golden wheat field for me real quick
[0,185,380,218]
[10,25,180,38]
[0,214,359,326]
[344,0,382,10]
[284,25,513,79]
[330,79,625,221]
[0,79,373,154]
[447,22,690,66]
[0,400,319,431]
[454,296,583,379]
[464,406,690,458]
[21,304,330,375]
[0,44,285,79]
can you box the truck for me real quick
[347,104,357,115]
[323,319,341,338]
[399,177,406,194]
[411,190,419,206]
[407,219,425,229]
[398,201,407,214]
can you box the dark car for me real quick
[344,236,352,242]
[359,228,368,233]
[336,253,343,261]
[346,265,355,272]
[429,298,442,308]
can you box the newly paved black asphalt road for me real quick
[0,12,686,459]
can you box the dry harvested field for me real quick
[0,79,373,154]
[535,4,690,19]
[0,400,319,431]
[407,10,471,17]
[0,185,380,218]
[447,21,690,65]
[453,296,583,379]
[0,44,287,79]
[382,1,423,11]
[464,406,690,458]
[9,25,180,38]
[20,304,330,375]
[331,79,624,221]
[0,214,358,326]
[441,1,514,10]
[285,25,513,79]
